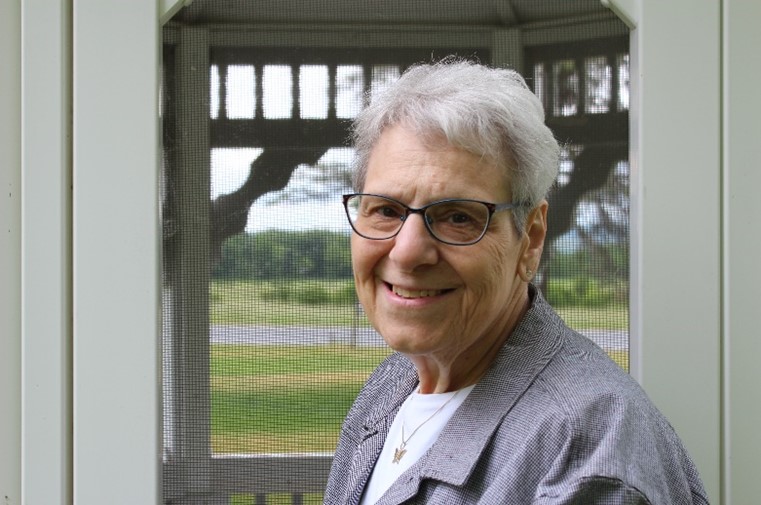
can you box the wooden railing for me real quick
[163,454,332,504]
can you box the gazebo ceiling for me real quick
[172,0,612,27]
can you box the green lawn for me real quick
[207,279,628,504]
[211,279,629,331]
[210,342,627,455]
[211,280,365,326]
[556,305,628,331]
[211,344,391,454]
[209,280,629,453]
[230,493,323,505]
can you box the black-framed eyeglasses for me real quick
[342,193,519,246]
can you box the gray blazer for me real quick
[324,289,708,504]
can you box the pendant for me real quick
[393,446,407,463]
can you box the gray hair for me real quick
[351,58,560,230]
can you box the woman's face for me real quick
[351,124,539,365]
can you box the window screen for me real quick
[161,3,630,503]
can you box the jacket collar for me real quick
[342,358,418,505]
[374,287,565,504]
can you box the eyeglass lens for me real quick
[345,194,491,244]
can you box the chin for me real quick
[377,325,443,356]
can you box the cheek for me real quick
[350,236,371,279]
[350,237,387,284]
[468,240,520,292]
[350,249,372,309]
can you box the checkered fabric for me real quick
[324,287,708,505]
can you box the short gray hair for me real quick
[351,58,560,230]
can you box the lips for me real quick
[390,284,450,299]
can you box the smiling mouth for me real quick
[389,284,452,299]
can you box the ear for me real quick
[517,200,548,282]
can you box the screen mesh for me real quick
[161,3,630,503]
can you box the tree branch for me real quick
[209,147,327,261]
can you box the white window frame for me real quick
[605,1,761,503]
[3,0,759,503]
[71,1,160,504]
[1,1,22,503]
[609,0,722,500]
[719,1,761,503]
[6,0,162,503]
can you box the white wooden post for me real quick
[604,0,721,502]
[21,1,73,504]
[72,0,160,503]
[0,1,22,503]
[721,1,761,503]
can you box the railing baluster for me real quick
[328,64,336,120]
[255,63,263,119]
[292,64,299,119]
[219,63,227,119]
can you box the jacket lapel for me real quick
[376,292,564,504]
[342,361,419,505]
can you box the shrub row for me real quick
[255,277,624,308]
[212,231,628,308]
[259,280,358,306]
[545,277,625,307]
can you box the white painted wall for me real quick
[72,0,160,503]
[722,1,761,503]
[626,1,721,501]
[21,1,73,504]
[0,0,22,502]
[608,0,761,503]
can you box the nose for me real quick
[388,212,439,269]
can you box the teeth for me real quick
[392,286,444,299]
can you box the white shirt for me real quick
[359,384,475,505]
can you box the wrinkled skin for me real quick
[352,124,548,394]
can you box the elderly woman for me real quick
[325,60,707,505]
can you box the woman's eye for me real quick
[449,212,472,224]
[365,204,402,219]
[380,206,400,218]
[437,209,475,225]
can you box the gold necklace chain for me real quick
[392,389,461,464]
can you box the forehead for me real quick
[363,125,510,202]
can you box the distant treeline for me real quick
[213,230,628,282]
[544,244,629,307]
[213,230,353,280]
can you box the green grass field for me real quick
[211,344,391,454]
[211,280,363,326]
[208,279,629,455]
[210,280,629,330]
[210,343,627,455]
